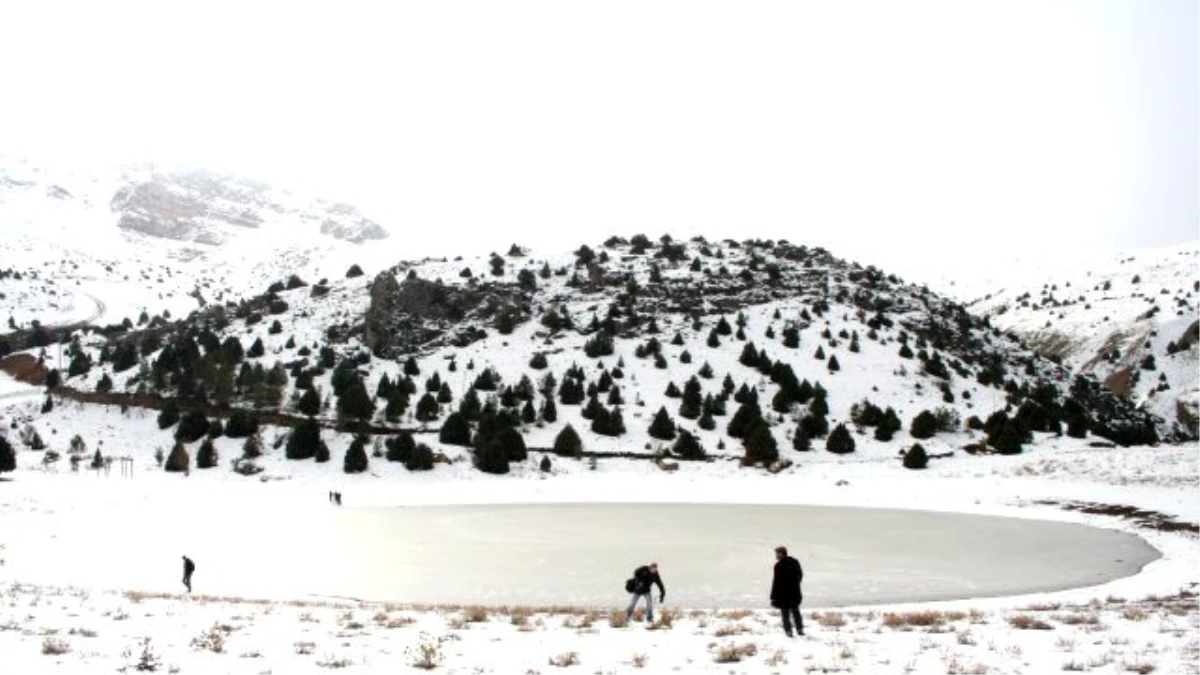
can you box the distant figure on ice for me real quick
[770,546,804,636]
[624,562,665,623]
[182,555,196,593]
[334,491,342,506]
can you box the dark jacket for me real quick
[183,557,195,575]
[632,565,665,597]
[770,555,802,608]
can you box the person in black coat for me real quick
[182,555,196,593]
[625,562,666,622]
[770,546,803,636]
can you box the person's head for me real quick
[649,562,658,573]
[774,546,787,559]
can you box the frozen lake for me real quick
[11,503,1159,608]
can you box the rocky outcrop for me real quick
[108,170,388,246]
[317,203,388,243]
[362,272,529,358]
[110,172,269,245]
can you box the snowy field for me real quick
[1,428,1197,673]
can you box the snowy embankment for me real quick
[0,437,1196,674]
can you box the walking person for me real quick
[770,546,803,636]
[624,562,665,623]
[182,555,196,593]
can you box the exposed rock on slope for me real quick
[363,272,528,358]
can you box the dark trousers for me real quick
[780,605,803,635]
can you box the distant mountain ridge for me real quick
[0,155,389,248]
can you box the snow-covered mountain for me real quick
[0,154,397,330]
[969,242,1199,440]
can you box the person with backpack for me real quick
[624,562,665,623]
[770,545,804,636]
[182,555,195,593]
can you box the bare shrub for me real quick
[1121,606,1149,621]
[712,642,758,663]
[408,633,444,670]
[714,623,750,637]
[815,611,847,628]
[463,605,489,623]
[42,636,71,655]
[317,654,353,668]
[295,641,316,655]
[630,653,648,668]
[1055,612,1101,626]
[190,623,228,653]
[548,651,580,667]
[883,610,947,628]
[1008,614,1053,630]
[608,610,629,628]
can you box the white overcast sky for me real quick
[0,1,1195,269]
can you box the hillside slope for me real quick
[0,236,1166,485]
[969,242,1199,440]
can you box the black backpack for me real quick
[624,577,637,593]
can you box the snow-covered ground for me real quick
[1,412,1197,673]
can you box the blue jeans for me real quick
[626,592,655,621]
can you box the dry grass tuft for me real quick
[882,610,948,628]
[630,652,648,668]
[1008,614,1053,630]
[815,611,847,628]
[712,642,758,663]
[608,610,629,628]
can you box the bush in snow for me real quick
[902,443,928,469]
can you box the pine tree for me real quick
[672,430,705,460]
[743,422,779,465]
[344,435,369,473]
[415,392,440,421]
[874,407,902,441]
[386,432,416,463]
[337,378,376,422]
[474,437,510,474]
[792,426,811,451]
[439,412,473,446]
[286,418,321,460]
[541,397,558,423]
[164,442,190,472]
[903,443,928,469]
[648,406,677,441]
[0,435,15,474]
[242,432,263,459]
[196,439,218,469]
[157,399,180,430]
[910,410,938,440]
[176,411,209,444]
[825,423,856,454]
[553,424,583,458]
[247,337,265,358]
[298,388,322,416]
[406,443,434,471]
[727,402,763,439]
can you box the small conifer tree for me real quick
[825,423,856,454]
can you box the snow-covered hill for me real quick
[969,241,1199,440]
[0,154,397,329]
